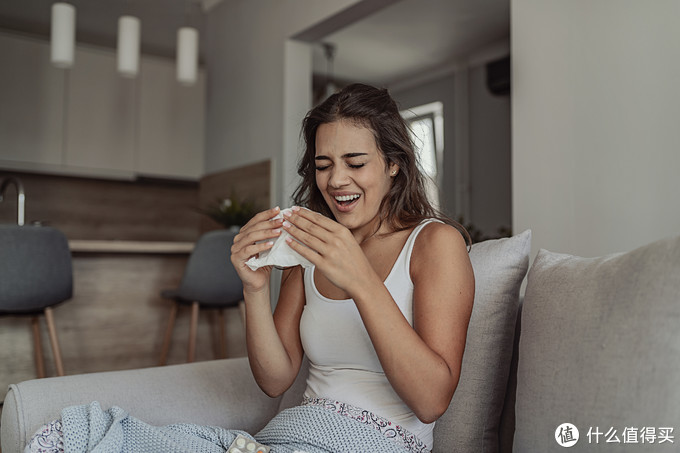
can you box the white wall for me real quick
[468,62,511,237]
[512,0,680,258]
[282,39,313,207]
[204,0,360,206]
[392,41,511,238]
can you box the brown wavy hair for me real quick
[292,83,470,246]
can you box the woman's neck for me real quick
[351,216,396,245]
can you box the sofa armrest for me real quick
[1,357,281,453]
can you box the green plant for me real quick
[200,195,259,228]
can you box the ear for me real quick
[389,162,399,177]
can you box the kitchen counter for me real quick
[68,240,195,254]
[1,237,246,394]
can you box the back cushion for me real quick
[433,230,531,453]
[514,234,680,451]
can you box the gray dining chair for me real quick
[158,229,245,364]
[0,225,73,377]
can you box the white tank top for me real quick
[299,220,439,448]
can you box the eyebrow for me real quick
[315,153,368,161]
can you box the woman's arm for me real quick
[231,207,306,397]
[282,209,474,423]
[243,266,305,397]
[352,222,474,423]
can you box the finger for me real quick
[234,240,276,265]
[284,234,321,264]
[233,225,282,250]
[283,210,334,243]
[234,216,283,245]
[282,218,328,254]
[235,216,282,240]
[284,206,337,233]
[241,206,282,231]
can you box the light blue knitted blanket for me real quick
[60,402,409,453]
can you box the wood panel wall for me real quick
[0,171,201,241]
[199,160,272,232]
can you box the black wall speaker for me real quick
[486,55,510,96]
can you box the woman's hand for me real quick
[281,207,375,295]
[230,206,283,294]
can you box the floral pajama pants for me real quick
[25,419,64,453]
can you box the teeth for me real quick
[335,194,360,202]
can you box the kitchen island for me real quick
[0,240,247,399]
[0,163,270,399]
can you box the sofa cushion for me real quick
[433,229,531,453]
[514,234,680,451]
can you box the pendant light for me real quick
[117,15,140,78]
[177,0,199,86]
[177,27,198,85]
[51,2,76,68]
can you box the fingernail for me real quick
[266,241,274,246]
[282,210,291,218]
[285,237,292,244]
[272,228,281,234]
[283,220,292,228]
[274,206,280,212]
[292,206,300,212]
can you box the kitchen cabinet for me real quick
[0,32,205,181]
[137,56,205,180]
[0,33,65,169]
[65,45,136,175]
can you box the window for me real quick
[401,102,444,209]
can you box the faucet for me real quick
[0,175,25,225]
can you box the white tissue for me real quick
[245,208,314,270]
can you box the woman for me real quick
[231,83,474,452]
[26,84,473,453]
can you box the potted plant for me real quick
[200,194,259,231]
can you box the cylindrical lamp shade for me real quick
[177,27,199,86]
[117,16,140,77]
[51,3,76,68]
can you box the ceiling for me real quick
[0,0,509,85]
[0,0,218,60]
[311,0,510,86]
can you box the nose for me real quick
[328,166,350,188]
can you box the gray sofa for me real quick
[3,230,680,452]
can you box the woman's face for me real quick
[314,120,397,237]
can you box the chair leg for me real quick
[159,302,178,366]
[44,307,65,376]
[217,309,227,359]
[31,316,46,378]
[188,301,199,363]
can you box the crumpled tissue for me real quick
[245,207,314,270]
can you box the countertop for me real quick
[68,240,195,254]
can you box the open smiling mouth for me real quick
[334,194,361,208]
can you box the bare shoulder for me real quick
[411,221,470,263]
[410,221,474,287]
